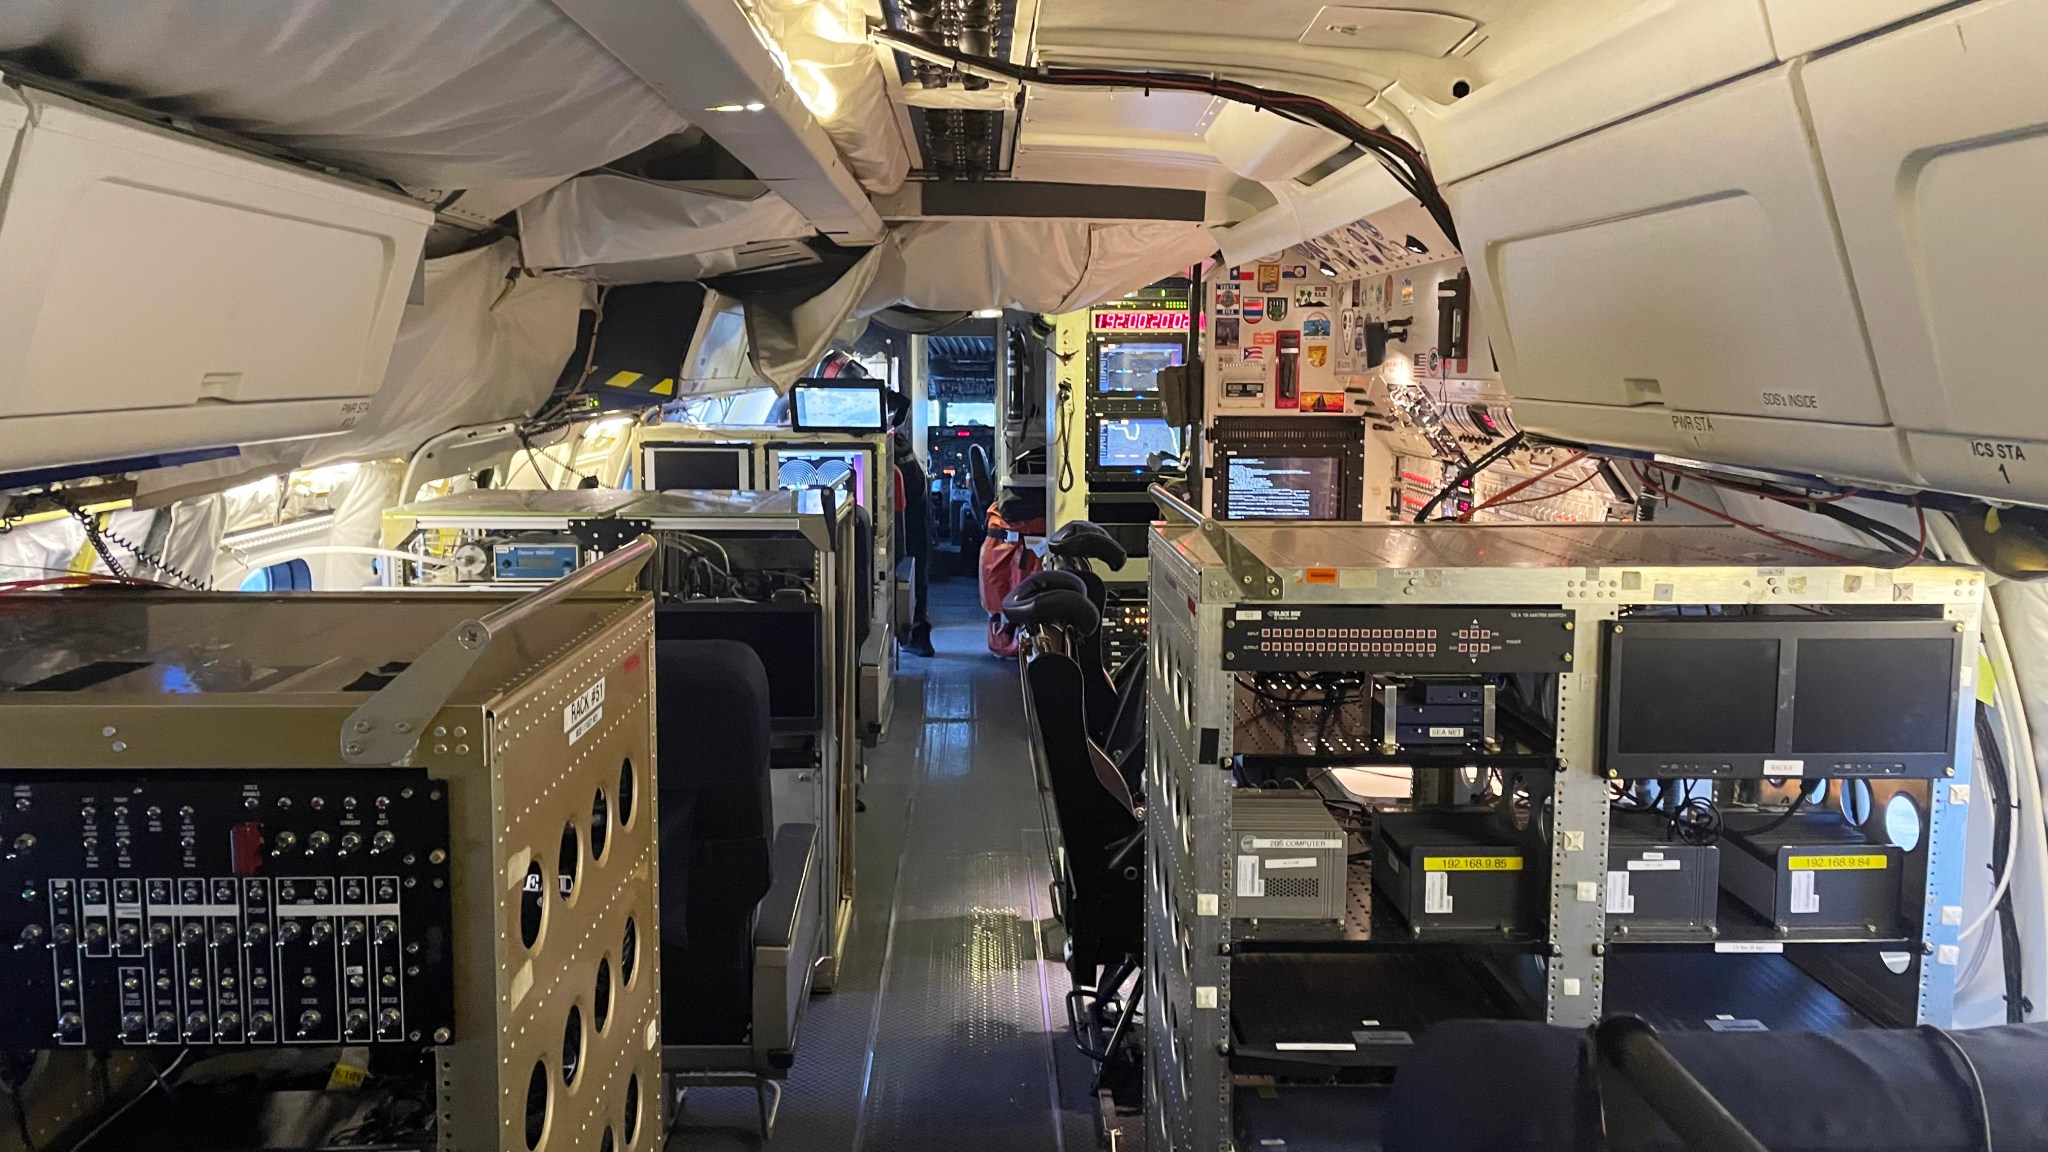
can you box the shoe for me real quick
[905,625,936,658]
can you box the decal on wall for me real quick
[1295,285,1331,307]
[1241,345,1266,363]
[1266,297,1289,323]
[1244,297,1264,324]
[1335,311,1359,375]
[1216,286,1240,311]
[1301,311,1331,338]
[1215,317,1240,348]
[1301,391,1347,413]
[1281,264,1309,279]
[1305,343,1329,369]
[1257,264,1281,294]
[1400,277,1415,305]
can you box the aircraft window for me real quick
[239,559,312,591]
[1839,778,1874,826]
[1884,792,1923,852]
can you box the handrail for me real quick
[340,536,656,765]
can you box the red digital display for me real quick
[1092,310,1190,332]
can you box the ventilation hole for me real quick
[600,1127,616,1152]
[520,862,545,948]
[594,957,613,1033]
[624,1075,641,1146]
[523,1061,549,1150]
[618,758,636,825]
[621,917,638,987]
[558,821,580,902]
[561,1005,583,1086]
[591,788,610,862]
[1452,79,1472,99]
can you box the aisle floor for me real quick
[665,579,1100,1152]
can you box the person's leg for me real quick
[904,496,934,657]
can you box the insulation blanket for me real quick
[0,0,685,188]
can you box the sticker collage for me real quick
[1212,241,1425,415]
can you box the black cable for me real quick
[1978,707,2029,1022]
[1413,433,1526,522]
[1921,1026,1994,1152]
[872,30,1458,249]
[1742,787,1813,837]
[516,429,558,491]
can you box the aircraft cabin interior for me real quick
[2,1,2048,1150]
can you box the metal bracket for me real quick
[340,536,656,765]
[1150,483,1283,599]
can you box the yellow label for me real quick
[1423,855,1524,872]
[327,1062,368,1090]
[1978,653,1997,707]
[1787,854,1888,871]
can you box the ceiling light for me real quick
[1403,235,1430,255]
[706,101,768,113]
[1318,261,1338,278]
[972,308,1003,319]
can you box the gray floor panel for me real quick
[666,582,1098,1152]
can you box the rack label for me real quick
[1264,857,1317,870]
[1786,854,1888,871]
[564,677,606,746]
[1246,837,1343,850]
[1763,759,1805,777]
[1605,871,1634,915]
[1424,871,1453,914]
[1423,855,1523,872]
[1790,870,1820,915]
[1235,856,1265,898]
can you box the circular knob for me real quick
[307,831,332,853]
[213,922,236,943]
[377,1007,402,1031]
[149,921,173,945]
[217,1010,241,1035]
[16,924,44,946]
[380,973,399,989]
[245,921,268,943]
[121,973,141,992]
[183,1011,209,1037]
[180,923,204,945]
[345,1009,369,1033]
[374,918,399,944]
[53,922,77,944]
[252,1010,275,1032]
[278,920,303,943]
[272,831,298,855]
[370,831,396,855]
[118,922,140,947]
[151,1011,176,1037]
[120,1012,145,1034]
[297,1009,323,1035]
[84,921,108,944]
[13,833,35,853]
[309,920,332,943]
[55,1012,81,1037]
[340,920,364,945]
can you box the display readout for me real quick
[1091,309,1190,331]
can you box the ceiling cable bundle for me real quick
[871,29,1460,250]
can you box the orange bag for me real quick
[978,503,1046,658]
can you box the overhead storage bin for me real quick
[1447,68,1915,486]
[1802,0,2048,504]
[0,87,431,474]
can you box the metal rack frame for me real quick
[1142,514,1984,1152]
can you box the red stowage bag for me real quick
[979,503,1046,658]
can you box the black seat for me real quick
[1046,519,1127,570]
[1002,569,1100,634]
[968,442,997,521]
[658,639,775,1044]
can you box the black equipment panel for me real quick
[1224,606,1573,673]
[0,770,453,1050]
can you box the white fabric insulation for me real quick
[857,219,1219,314]
[0,0,688,188]
[518,176,816,283]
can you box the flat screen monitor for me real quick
[1092,418,1183,474]
[1223,455,1344,520]
[791,379,889,433]
[1095,341,1184,395]
[769,446,871,508]
[646,444,749,491]
[655,602,821,727]
[1602,619,1962,778]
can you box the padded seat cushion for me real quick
[1004,570,1100,635]
[1046,519,1127,569]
